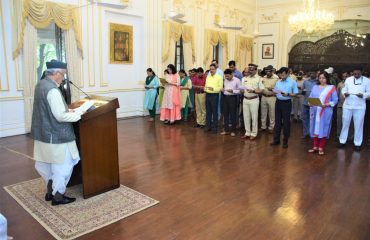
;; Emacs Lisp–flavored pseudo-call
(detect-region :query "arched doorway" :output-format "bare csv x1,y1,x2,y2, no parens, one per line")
288,30,370,73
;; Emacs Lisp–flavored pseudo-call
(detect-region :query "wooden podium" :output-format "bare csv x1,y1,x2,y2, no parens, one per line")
69,95,120,198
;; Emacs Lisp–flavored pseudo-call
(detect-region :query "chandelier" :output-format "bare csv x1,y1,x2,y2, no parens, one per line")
288,0,334,34
344,21,366,48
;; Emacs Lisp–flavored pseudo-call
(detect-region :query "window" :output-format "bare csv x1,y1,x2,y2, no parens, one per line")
212,43,222,68
174,36,184,71
36,24,66,81
213,43,220,63
36,23,70,104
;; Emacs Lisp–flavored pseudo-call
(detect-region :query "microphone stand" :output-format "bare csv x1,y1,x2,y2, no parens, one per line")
68,80,91,99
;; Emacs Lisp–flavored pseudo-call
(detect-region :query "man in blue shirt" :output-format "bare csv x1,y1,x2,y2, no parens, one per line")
228,60,243,80
270,67,299,148
301,70,318,138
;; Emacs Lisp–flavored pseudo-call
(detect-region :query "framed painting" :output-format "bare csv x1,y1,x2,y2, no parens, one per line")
262,43,274,59
109,23,133,64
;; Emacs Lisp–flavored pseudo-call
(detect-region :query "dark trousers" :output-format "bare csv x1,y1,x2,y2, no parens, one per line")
148,95,157,118
301,104,310,137
365,100,370,143
274,99,292,143
223,95,237,132
239,95,244,130
206,93,219,131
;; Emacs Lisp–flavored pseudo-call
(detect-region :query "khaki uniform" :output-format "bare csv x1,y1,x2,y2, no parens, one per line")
261,76,278,130
242,75,264,137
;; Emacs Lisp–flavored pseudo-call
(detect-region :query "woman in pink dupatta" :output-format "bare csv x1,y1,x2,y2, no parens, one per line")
308,71,338,155
160,64,181,124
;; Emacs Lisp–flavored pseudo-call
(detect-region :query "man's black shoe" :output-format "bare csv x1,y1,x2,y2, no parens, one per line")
337,143,346,148
51,195,76,206
354,146,362,152
282,143,288,148
45,193,53,201
270,141,280,146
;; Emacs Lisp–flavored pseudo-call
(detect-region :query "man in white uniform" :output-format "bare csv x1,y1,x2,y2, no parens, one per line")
240,64,265,140
31,60,83,205
338,66,370,151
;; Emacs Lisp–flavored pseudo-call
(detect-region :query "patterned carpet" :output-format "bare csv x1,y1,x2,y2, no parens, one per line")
4,178,159,240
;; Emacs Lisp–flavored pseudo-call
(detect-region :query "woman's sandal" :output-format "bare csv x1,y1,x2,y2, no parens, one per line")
308,148,318,153
318,149,325,155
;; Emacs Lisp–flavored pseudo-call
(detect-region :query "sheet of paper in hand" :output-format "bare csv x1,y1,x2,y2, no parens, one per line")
74,101,94,114
273,88,282,97
159,78,168,85
307,98,323,107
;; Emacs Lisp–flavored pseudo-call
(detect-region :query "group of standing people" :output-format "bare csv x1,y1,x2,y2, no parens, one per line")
144,61,370,155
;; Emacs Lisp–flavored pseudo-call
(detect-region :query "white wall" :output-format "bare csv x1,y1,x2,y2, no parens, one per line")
0,0,25,137
0,0,151,137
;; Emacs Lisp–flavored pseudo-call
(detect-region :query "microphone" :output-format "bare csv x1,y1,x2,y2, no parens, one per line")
67,80,91,99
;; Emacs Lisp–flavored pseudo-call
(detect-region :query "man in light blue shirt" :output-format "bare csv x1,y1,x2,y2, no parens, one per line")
271,67,299,148
301,70,318,138
228,60,243,80
208,59,224,78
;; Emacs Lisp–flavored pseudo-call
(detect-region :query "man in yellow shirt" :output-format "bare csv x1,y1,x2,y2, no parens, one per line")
204,64,223,133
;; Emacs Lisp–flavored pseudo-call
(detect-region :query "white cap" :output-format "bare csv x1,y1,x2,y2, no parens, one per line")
324,67,334,74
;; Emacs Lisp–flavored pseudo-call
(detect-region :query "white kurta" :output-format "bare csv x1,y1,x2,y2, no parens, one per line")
341,76,370,110
33,88,81,164
33,88,82,195
339,76,370,146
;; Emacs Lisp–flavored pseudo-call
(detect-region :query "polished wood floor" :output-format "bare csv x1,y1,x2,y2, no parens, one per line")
0,117,369,240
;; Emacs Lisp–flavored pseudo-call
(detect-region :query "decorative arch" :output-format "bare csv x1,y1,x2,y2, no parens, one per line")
288,30,370,72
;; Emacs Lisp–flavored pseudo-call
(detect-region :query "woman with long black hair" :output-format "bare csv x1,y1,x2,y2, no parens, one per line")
143,68,159,121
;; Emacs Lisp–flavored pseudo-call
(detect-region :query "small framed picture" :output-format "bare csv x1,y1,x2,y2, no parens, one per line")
262,43,274,59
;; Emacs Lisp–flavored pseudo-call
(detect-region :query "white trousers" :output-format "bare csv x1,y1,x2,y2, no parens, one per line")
0,214,7,240
243,98,260,137
339,108,366,146
35,146,80,195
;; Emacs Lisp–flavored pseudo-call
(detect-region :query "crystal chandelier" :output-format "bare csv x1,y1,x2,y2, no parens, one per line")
344,21,366,48
288,0,334,34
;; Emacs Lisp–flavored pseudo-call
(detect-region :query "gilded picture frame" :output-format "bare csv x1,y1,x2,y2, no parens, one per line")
262,43,274,59
109,23,133,64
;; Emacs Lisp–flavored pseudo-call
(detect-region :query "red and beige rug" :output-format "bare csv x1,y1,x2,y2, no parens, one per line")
4,178,159,240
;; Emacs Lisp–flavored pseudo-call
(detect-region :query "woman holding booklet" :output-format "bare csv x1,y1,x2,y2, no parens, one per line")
308,71,338,155
143,68,160,121
160,64,181,124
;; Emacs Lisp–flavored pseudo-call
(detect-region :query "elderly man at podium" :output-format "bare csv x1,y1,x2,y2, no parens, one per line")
31,60,83,206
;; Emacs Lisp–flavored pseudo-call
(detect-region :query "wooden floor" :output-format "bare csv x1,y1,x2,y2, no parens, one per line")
0,117,369,240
